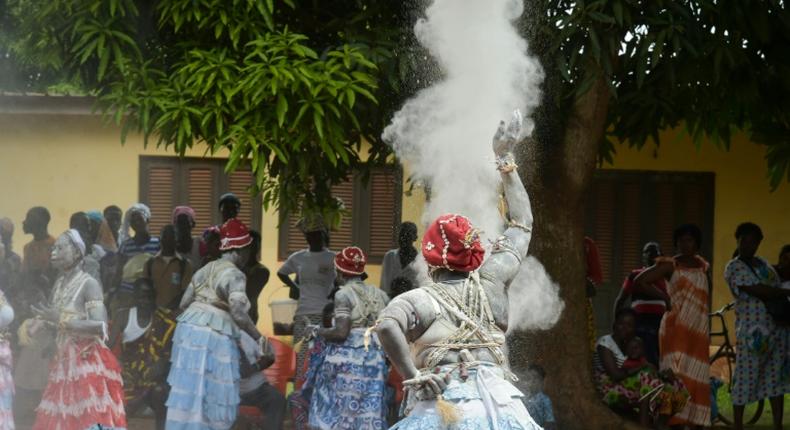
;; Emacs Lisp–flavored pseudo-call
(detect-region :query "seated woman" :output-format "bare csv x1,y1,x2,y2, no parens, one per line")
594,308,688,427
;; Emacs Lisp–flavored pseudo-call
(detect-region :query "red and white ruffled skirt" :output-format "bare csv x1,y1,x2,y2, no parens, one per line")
33,336,127,430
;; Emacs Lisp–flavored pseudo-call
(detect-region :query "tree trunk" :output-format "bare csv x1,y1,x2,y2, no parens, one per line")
510,74,644,429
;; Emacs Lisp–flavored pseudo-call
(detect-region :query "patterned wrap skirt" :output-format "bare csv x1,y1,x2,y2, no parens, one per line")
0,338,14,430
165,322,241,430
289,337,326,430
32,336,127,430
391,363,542,430
309,328,389,430
595,367,688,417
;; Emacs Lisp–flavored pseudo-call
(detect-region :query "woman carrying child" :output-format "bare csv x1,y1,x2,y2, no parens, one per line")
593,308,688,427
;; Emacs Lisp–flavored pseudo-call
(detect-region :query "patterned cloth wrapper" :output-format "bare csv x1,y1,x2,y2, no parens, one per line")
121,308,179,404
595,366,688,417
165,322,241,430
32,337,127,430
391,363,542,430
289,336,327,430
0,338,14,430
309,328,388,430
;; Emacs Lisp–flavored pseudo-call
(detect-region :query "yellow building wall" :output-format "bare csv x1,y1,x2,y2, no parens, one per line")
604,130,790,322
4,110,787,338
0,112,429,336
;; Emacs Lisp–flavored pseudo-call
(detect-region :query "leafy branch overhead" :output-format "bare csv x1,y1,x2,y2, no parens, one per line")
4,0,392,221
524,0,790,189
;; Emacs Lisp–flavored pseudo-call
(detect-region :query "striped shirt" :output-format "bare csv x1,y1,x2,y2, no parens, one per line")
119,237,161,259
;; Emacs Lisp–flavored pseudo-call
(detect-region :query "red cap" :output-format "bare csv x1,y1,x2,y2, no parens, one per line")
219,218,252,251
422,214,484,272
335,246,367,275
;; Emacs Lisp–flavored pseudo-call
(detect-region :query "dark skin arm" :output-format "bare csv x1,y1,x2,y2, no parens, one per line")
633,261,674,310
739,283,790,300
277,272,300,300
599,345,642,382
318,316,351,342
612,287,629,316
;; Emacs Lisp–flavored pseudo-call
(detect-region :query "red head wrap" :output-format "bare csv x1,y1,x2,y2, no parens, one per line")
422,214,484,272
219,218,252,251
335,246,367,276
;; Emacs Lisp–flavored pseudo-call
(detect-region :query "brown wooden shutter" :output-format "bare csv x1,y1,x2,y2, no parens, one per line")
186,166,216,232
655,183,675,255
329,180,355,250
367,169,399,263
593,180,616,284
141,162,176,235
227,169,259,229
620,182,642,282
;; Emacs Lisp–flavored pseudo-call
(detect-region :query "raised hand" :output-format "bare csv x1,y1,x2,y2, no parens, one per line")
492,109,523,157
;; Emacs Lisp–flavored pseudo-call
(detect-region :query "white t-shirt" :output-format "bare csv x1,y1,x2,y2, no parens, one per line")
278,249,336,316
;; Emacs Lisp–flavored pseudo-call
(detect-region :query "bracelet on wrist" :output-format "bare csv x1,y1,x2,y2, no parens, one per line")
496,154,518,173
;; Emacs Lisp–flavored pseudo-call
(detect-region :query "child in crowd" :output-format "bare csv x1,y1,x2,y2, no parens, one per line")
522,364,557,430
623,337,650,371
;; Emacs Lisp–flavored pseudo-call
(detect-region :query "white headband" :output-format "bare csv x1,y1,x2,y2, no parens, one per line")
63,229,86,257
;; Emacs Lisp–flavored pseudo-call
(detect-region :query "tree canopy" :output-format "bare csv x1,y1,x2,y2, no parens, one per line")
3,1,788,202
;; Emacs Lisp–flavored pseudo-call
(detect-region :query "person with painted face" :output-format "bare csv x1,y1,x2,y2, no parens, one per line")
165,218,267,430
308,247,390,430
635,224,712,427
21,206,55,277
0,218,22,291
375,112,541,430
30,230,126,430
0,271,15,430
219,193,242,223
724,223,790,430
614,241,668,366
277,216,335,387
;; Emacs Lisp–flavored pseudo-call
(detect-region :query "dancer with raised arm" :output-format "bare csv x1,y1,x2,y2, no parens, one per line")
31,229,126,430
375,111,542,429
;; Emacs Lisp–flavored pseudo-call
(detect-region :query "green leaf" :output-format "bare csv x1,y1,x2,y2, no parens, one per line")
276,93,288,126
612,1,624,26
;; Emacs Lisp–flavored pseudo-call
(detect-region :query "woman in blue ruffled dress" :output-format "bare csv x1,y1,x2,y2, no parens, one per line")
309,246,390,430
165,219,267,430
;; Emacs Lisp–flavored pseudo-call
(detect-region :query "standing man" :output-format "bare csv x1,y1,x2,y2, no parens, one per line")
379,222,429,295
277,217,335,386
21,207,56,278
103,205,124,246
172,206,201,269
614,241,668,366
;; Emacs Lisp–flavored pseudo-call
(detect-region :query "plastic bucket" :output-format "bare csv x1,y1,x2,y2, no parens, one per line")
269,298,297,335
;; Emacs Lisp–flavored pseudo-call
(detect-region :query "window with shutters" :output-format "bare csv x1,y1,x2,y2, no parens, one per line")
277,166,402,264
139,156,262,234
585,170,715,333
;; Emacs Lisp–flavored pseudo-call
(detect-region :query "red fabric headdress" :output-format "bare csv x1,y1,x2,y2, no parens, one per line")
422,214,484,272
172,206,196,225
219,218,252,251
335,246,367,275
